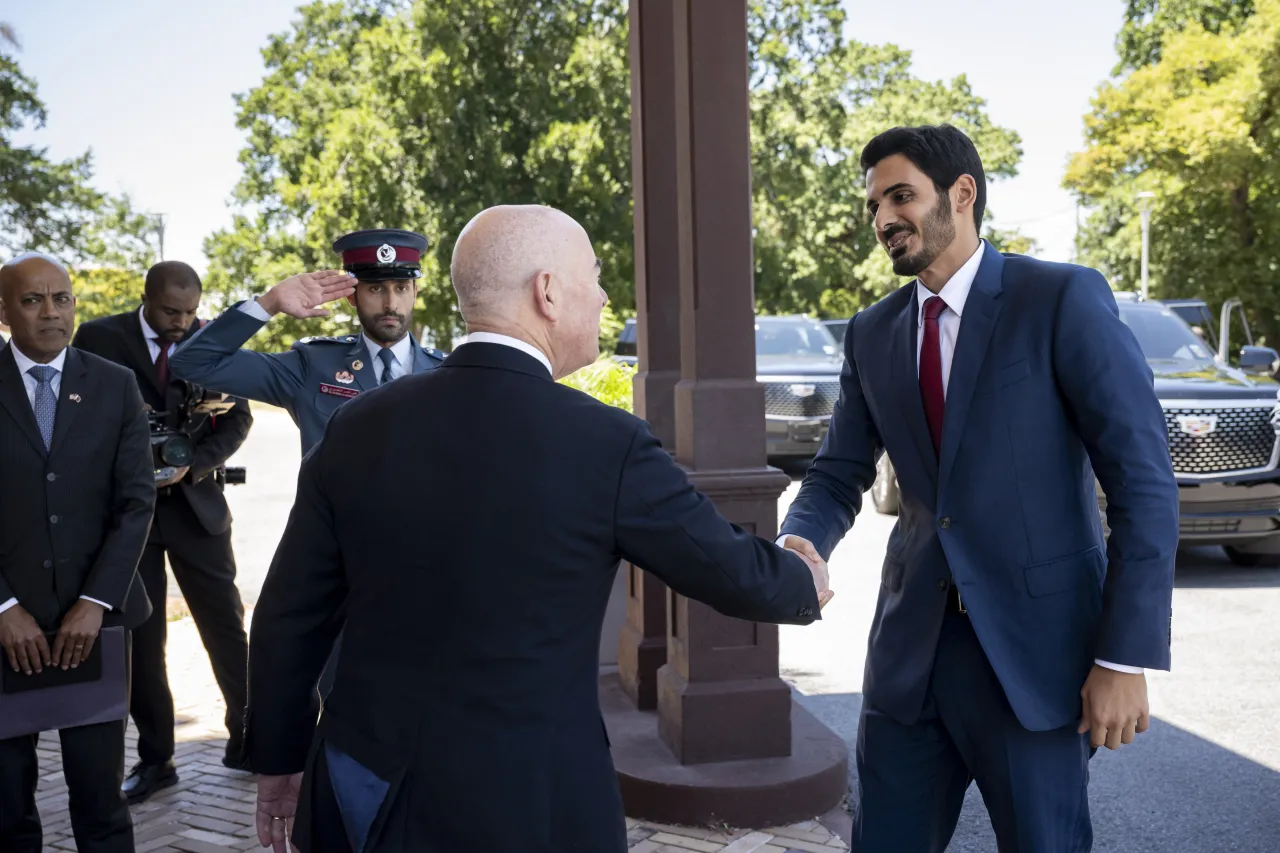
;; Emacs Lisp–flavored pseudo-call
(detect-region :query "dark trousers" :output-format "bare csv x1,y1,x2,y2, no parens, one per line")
0,718,134,853
131,495,248,766
852,609,1095,853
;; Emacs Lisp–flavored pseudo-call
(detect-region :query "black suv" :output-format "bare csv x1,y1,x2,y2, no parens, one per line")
872,295,1280,565
612,316,845,456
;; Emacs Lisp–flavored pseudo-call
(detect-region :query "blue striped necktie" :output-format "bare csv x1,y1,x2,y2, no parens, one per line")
28,365,57,451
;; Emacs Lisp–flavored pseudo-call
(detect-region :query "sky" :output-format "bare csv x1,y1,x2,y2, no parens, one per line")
7,0,1126,275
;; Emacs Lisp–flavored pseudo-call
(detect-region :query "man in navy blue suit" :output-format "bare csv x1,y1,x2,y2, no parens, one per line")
779,125,1179,852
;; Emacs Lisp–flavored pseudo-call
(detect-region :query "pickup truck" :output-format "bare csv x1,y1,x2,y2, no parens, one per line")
871,294,1280,566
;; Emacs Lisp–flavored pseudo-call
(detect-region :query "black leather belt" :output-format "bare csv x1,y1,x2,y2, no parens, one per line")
946,584,967,614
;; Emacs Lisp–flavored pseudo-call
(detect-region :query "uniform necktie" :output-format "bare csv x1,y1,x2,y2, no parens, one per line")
28,365,56,451
919,295,947,456
377,348,397,385
154,340,170,389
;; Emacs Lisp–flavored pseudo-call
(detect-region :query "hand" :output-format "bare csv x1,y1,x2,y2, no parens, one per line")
156,465,190,488
780,534,834,609
0,604,51,674
52,599,104,670
256,773,302,852
1078,664,1150,750
258,270,357,319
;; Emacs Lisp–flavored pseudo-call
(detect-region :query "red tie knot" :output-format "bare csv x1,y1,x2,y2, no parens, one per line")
923,295,947,321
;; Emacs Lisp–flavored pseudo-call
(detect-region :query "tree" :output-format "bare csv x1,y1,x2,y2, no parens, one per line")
0,28,158,322
1065,0,1280,341
1114,0,1255,73
207,0,1024,351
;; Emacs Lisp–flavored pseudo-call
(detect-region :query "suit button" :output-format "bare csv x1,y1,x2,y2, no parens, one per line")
43,560,52,569
50,515,58,524
936,579,947,591
46,472,56,482
799,607,812,617
939,517,951,529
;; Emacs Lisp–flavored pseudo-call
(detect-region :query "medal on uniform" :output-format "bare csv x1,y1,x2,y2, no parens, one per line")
335,371,355,385
352,359,364,371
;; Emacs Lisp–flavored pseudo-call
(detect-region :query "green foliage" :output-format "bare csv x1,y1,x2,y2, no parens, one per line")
1115,0,1255,73
557,356,635,412
1065,0,1280,340
208,0,1023,349
0,31,158,325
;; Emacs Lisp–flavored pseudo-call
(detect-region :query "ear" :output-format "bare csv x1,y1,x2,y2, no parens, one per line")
532,270,556,321
345,293,357,309
952,174,978,218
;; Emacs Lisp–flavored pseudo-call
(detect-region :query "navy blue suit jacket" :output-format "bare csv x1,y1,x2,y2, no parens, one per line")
781,243,1179,732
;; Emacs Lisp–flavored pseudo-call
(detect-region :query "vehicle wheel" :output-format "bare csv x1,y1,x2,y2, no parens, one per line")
1223,545,1280,567
871,455,900,515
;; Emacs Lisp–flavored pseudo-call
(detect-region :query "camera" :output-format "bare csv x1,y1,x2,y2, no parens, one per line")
147,381,247,486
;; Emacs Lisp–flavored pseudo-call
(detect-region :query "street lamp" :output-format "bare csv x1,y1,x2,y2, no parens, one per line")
1136,191,1155,300
143,212,168,260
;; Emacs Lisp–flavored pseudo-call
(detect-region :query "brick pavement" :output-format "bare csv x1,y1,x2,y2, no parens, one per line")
36,616,849,852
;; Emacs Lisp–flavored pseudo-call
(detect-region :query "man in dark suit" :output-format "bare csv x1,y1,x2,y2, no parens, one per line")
72,261,254,802
244,205,833,853
778,125,1179,851
0,253,156,853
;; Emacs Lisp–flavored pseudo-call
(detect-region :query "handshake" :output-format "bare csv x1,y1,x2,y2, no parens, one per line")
779,534,834,610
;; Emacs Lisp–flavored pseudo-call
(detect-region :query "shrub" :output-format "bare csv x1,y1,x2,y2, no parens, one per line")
559,357,635,412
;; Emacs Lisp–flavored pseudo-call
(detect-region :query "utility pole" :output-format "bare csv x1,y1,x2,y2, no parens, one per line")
143,212,168,260
1136,192,1154,300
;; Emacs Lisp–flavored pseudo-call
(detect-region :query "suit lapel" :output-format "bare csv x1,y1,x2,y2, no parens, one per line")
893,288,939,487
0,346,48,456
50,349,89,455
346,338,376,392
937,245,1005,495
127,312,164,397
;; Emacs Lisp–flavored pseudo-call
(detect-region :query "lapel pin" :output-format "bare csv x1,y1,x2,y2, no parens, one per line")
352,359,364,371
68,394,81,403
335,371,355,385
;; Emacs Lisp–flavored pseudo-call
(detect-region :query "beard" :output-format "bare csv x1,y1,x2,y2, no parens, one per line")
360,311,409,344
885,192,956,277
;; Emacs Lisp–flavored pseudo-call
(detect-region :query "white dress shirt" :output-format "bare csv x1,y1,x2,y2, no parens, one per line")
462,332,554,376
781,241,1141,675
138,307,175,363
0,343,111,615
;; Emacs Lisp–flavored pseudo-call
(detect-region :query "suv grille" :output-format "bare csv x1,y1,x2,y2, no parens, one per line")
763,380,840,418
1163,403,1278,476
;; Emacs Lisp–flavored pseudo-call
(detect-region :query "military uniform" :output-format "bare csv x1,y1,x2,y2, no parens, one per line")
168,229,446,454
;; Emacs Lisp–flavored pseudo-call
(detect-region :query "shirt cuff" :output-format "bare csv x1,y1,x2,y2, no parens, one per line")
79,596,112,611
776,535,789,547
1094,658,1143,674
238,298,273,323
0,597,17,615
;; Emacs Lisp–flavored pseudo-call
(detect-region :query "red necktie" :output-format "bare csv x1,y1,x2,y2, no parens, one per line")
155,340,170,389
919,296,947,456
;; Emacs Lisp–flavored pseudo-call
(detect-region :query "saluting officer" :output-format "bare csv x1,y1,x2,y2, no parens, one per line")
169,229,446,455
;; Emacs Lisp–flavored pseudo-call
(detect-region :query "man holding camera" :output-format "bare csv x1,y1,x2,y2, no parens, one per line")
72,261,254,804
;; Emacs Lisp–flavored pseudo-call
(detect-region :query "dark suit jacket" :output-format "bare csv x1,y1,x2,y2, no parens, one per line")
0,345,156,632
72,310,252,535
781,243,1179,732
244,342,821,853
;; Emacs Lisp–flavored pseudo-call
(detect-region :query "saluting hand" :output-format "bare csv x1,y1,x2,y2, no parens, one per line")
258,270,357,319
780,534,835,609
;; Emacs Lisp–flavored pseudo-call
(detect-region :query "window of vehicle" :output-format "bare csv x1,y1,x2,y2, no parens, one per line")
615,318,637,357
1118,304,1215,362
755,317,840,358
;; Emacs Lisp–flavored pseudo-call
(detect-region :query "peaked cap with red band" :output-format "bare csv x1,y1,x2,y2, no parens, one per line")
331,228,429,281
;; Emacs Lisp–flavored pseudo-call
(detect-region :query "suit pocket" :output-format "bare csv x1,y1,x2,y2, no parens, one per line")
1023,546,1102,597
881,556,904,592
998,359,1032,387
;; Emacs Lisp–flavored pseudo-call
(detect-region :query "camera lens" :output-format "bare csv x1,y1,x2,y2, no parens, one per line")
160,435,196,467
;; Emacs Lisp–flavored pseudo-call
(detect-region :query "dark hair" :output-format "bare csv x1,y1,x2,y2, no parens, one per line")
859,124,986,235
144,260,202,299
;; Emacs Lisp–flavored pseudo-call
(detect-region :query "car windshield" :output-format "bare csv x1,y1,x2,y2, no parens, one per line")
1118,304,1215,362
755,318,840,358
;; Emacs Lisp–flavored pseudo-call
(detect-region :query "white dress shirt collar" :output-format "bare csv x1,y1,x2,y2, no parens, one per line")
138,306,161,342
363,332,415,378
916,240,985,327
11,340,67,377
463,332,554,376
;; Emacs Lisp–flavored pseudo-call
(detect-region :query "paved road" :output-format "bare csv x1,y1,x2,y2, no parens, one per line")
216,409,1280,850
776,470,1280,853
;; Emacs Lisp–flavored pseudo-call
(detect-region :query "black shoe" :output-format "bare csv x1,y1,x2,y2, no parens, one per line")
121,760,178,804
221,752,250,772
